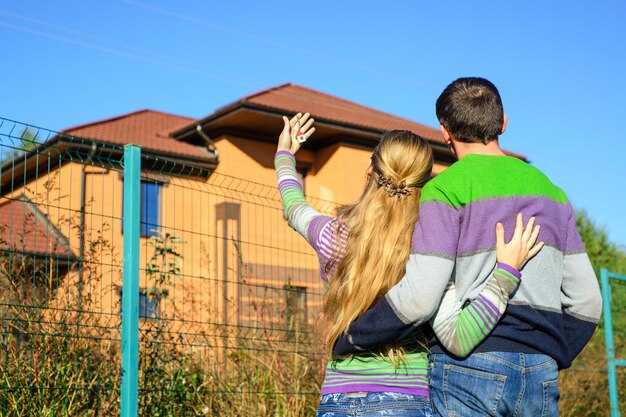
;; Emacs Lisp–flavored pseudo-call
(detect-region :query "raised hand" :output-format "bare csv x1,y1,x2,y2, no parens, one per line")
495,213,544,270
277,112,316,154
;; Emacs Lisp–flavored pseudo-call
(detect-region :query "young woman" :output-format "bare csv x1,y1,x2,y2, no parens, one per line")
275,113,542,417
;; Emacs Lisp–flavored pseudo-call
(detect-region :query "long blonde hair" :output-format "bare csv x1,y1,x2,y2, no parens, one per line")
322,130,433,360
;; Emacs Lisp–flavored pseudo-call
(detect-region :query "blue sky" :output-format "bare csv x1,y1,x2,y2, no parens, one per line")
1,0,625,246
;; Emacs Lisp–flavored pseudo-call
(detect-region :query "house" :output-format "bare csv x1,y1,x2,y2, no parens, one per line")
0,83,524,347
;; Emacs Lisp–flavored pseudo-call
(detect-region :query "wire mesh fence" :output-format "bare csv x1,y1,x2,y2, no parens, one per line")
0,117,337,416
0,118,125,416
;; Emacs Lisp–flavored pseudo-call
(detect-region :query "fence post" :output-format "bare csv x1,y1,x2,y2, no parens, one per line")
121,144,141,417
601,268,621,417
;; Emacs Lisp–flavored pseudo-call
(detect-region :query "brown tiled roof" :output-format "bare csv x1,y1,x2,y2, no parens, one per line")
0,196,74,259
187,83,524,160
62,110,214,161
235,83,446,144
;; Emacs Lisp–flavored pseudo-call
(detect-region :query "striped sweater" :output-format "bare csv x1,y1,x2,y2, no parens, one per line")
276,151,522,396
333,153,603,369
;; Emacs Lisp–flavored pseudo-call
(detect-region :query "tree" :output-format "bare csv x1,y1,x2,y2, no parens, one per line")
576,209,626,275
1,126,39,162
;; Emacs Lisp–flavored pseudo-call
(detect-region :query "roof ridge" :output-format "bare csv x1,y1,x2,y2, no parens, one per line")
0,194,75,258
22,194,76,257
252,83,437,131
62,109,194,133
240,82,294,102
210,82,294,115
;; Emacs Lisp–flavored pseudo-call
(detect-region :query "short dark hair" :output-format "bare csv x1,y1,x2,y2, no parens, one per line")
435,77,504,144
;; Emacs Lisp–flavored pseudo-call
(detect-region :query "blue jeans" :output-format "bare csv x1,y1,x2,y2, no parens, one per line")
316,392,433,417
429,353,560,417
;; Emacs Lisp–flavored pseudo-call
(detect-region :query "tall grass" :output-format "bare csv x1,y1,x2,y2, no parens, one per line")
0,224,323,416
0,306,322,416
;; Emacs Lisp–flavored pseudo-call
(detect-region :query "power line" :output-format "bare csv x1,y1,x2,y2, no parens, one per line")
0,15,437,130
0,9,163,59
119,0,439,92
0,19,255,88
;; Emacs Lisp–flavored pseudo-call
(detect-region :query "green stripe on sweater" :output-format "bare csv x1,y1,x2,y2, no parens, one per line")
421,154,568,206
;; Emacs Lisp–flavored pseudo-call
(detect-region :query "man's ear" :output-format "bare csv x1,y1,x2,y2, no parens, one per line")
440,124,452,143
501,114,508,135
440,124,457,157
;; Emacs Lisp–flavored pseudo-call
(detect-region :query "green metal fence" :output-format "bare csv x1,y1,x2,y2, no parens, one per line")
0,117,336,416
601,268,626,417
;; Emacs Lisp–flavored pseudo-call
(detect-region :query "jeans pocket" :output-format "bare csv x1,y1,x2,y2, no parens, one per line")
541,379,560,417
442,364,506,417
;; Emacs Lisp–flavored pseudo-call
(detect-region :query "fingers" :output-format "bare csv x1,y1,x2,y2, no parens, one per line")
527,241,545,259
289,113,302,128
300,117,314,132
298,112,311,127
281,116,290,135
290,112,314,144
495,222,504,248
280,112,314,153
290,112,312,130
293,120,301,136
528,224,541,247
302,127,316,141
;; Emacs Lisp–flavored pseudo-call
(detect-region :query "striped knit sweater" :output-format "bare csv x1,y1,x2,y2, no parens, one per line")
333,153,603,369
276,151,522,396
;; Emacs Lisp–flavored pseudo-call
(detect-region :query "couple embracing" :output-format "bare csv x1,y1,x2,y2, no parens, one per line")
275,77,602,417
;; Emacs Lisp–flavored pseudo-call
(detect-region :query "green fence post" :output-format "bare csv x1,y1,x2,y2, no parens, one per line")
121,144,141,417
601,268,620,417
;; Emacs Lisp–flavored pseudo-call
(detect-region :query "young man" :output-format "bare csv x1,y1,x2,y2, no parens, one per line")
333,77,602,417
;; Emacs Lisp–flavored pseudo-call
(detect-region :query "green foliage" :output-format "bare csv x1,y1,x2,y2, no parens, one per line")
556,209,626,416
1,127,39,162
576,209,626,275
1,229,321,416
1,318,321,416
146,231,184,301
0,317,121,416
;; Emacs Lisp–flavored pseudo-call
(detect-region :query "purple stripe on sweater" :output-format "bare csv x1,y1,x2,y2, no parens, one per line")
278,178,303,191
321,384,429,397
496,262,521,279
307,216,335,253
470,296,495,332
565,205,585,253
413,196,581,256
322,378,430,388
470,295,497,330
324,371,427,379
323,378,429,388
456,197,579,254
479,294,500,318
317,223,346,262
411,201,460,256
275,150,294,158
473,297,496,328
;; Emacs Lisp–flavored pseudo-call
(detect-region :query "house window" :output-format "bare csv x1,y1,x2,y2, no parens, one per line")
141,181,161,237
285,285,307,331
118,289,159,319
139,291,159,319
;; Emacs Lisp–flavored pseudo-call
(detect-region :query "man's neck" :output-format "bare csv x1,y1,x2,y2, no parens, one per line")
453,140,506,160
